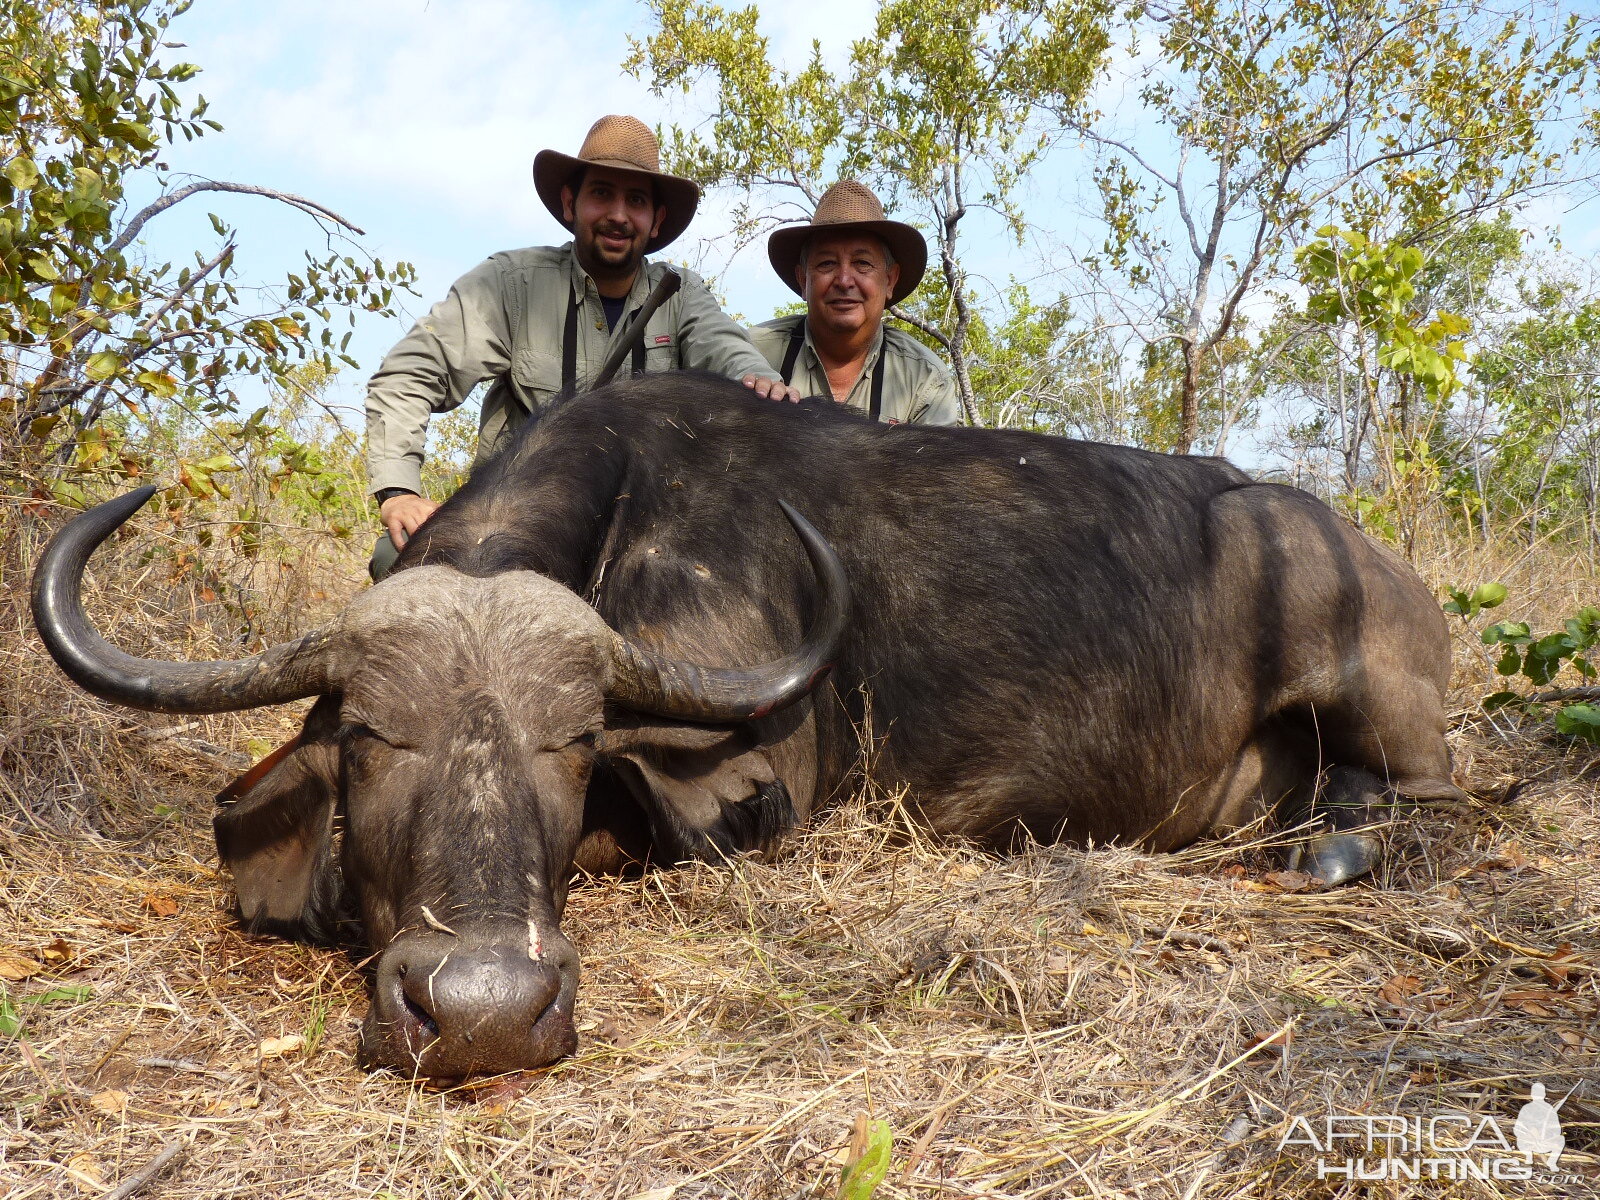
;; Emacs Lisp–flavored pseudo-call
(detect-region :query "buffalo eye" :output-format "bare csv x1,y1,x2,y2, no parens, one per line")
344,723,408,750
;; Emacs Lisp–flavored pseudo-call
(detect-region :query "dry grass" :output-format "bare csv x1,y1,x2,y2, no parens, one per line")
2,496,1597,1199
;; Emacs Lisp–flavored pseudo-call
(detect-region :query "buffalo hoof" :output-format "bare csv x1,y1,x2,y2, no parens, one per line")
1290,830,1383,887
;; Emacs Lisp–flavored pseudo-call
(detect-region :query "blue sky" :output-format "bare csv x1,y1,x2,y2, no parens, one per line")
134,0,1600,453
135,0,895,424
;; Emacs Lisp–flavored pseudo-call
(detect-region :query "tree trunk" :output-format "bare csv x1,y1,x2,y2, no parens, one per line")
1177,337,1199,453
948,293,978,426
937,161,979,426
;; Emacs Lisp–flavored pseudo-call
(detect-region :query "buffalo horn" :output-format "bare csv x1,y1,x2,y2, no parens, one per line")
31,486,334,713
607,500,851,722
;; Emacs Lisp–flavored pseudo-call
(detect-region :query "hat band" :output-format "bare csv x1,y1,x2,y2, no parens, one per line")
578,155,658,175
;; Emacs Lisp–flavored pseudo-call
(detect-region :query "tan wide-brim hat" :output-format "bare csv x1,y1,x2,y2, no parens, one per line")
532,115,701,254
768,180,928,305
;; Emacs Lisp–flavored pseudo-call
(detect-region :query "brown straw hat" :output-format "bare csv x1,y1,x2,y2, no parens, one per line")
532,115,701,253
768,181,928,305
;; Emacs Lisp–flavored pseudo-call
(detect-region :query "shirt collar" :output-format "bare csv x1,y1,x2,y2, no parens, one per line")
565,242,654,308
801,315,886,401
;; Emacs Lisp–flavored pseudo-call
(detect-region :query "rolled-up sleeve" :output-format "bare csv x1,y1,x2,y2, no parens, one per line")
673,269,781,383
365,259,514,494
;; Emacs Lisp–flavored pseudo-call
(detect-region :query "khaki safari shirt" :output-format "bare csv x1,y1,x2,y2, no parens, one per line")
366,245,781,494
748,314,961,426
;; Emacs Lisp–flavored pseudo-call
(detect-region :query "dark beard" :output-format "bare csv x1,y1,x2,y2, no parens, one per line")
574,226,644,289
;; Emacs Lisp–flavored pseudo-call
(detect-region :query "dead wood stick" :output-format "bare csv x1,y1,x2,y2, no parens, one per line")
136,1056,241,1083
1146,927,1232,956
1528,685,1600,705
104,1140,185,1200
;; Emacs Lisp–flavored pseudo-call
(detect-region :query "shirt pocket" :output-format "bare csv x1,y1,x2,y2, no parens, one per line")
636,312,679,372
512,347,566,404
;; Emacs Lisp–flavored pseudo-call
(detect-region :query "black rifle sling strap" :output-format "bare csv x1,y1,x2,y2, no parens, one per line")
561,287,579,395
631,311,647,376
867,343,886,422
779,320,805,384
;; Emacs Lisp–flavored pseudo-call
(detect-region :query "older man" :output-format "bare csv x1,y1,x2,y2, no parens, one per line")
366,115,797,574
749,181,960,425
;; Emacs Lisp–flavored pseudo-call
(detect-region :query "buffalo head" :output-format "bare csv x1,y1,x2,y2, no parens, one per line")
32,487,848,1077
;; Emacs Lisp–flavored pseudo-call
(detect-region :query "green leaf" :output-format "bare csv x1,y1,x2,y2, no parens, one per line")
178,463,208,498
1483,621,1530,646
1470,582,1507,609
1554,704,1600,744
4,157,39,190
48,480,89,509
1483,690,1522,711
1523,649,1561,684
134,369,178,398
0,994,21,1038
84,351,122,381
1497,647,1522,676
1565,614,1600,648
22,985,92,1006
838,1120,892,1200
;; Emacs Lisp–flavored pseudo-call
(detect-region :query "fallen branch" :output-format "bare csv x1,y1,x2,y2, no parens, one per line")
136,1056,243,1084
1528,686,1600,705
1146,927,1233,956
104,1140,186,1200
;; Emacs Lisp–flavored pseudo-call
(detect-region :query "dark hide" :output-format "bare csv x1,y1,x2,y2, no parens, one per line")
393,372,1457,851
213,695,351,945
595,717,795,863
189,371,1457,1075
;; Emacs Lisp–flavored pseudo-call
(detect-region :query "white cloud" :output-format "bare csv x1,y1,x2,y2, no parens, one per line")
184,1,661,231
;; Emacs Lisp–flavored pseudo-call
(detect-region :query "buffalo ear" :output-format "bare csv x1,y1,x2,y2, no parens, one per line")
596,717,793,862
212,703,344,943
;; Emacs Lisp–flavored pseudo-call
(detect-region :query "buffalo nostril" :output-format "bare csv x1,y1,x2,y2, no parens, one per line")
403,993,439,1038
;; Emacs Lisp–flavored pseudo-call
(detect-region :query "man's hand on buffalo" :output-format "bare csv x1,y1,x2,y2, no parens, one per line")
741,373,803,403
380,491,440,548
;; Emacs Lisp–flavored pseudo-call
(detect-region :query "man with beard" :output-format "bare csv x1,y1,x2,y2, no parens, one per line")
749,181,960,426
365,115,797,577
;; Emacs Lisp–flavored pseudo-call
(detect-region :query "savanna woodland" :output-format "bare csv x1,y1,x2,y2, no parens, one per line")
3,0,1598,1197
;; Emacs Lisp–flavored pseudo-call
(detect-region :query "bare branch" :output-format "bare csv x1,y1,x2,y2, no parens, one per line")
887,306,952,352
132,240,235,340
108,180,364,259
1075,128,1181,193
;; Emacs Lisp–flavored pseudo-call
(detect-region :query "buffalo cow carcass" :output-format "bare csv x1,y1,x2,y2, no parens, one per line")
32,373,1460,1077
